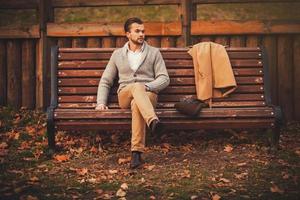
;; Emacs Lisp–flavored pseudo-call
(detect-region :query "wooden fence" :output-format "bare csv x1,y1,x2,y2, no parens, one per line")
0,0,299,121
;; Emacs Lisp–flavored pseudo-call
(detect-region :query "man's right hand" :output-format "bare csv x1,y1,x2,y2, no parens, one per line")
95,104,108,110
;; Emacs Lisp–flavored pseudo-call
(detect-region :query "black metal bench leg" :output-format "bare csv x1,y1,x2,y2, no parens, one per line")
270,124,280,151
47,107,56,151
270,106,283,152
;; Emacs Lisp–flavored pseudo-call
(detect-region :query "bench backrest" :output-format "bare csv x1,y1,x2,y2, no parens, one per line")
53,47,267,109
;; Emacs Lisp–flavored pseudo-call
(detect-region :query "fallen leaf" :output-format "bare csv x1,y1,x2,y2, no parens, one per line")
100,193,113,199
25,195,39,200
79,178,85,183
270,184,284,194
116,189,126,197
29,176,39,182
54,154,70,162
144,164,155,171
0,142,8,149
95,189,103,195
282,172,290,180
87,178,97,184
25,126,36,135
140,177,145,183
76,168,88,176
212,193,221,200
234,172,248,180
180,170,191,178
161,143,171,150
19,141,30,150
219,178,230,183
295,149,300,157
224,145,233,153
108,169,118,174
90,146,98,153
190,195,198,200
181,144,193,152
237,162,247,167
120,183,128,191
118,157,131,165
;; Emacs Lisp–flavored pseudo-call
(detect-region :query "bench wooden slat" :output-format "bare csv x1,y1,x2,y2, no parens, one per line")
55,118,273,131
58,85,264,95
57,68,264,78
58,59,263,69
57,101,266,109
59,47,261,53
58,51,262,60
58,76,264,86
54,107,274,119
58,94,265,103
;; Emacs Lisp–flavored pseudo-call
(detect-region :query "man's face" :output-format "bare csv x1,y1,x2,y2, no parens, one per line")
126,23,145,45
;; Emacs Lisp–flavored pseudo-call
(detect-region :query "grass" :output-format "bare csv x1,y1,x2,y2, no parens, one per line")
0,107,299,199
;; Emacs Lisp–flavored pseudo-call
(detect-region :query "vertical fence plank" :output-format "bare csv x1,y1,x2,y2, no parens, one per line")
277,35,293,121
146,37,161,47
215,36,230,46
200,36,214,42
178,0,192,47
293,35,300,120
0,40,6,106
262,35,278,105
36,0,52,110
191,36,201,45
246,35,260,47
22,40,35,109
7,40,22,109
72,38,86,48
116,37,127,48
230,36,246,47
161,37,176,48
87,37,101,48
57,38,72,48
102,37,115,48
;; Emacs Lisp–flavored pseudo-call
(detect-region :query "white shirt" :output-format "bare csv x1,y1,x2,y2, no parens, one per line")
126,42,145,72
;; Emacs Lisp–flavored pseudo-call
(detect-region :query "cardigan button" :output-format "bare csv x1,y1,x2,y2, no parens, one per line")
133,74,137,77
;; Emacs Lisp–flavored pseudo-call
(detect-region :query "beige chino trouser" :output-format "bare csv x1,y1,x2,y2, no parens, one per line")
118,83,158,152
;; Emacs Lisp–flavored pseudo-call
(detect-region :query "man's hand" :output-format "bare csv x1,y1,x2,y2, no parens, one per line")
95,104,108,110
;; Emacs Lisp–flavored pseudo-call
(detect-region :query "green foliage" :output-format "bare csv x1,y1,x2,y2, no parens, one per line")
54,5,179,23
0,9,37,27
197,2,300,20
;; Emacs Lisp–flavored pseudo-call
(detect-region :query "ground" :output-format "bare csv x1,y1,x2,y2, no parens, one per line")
0,107,299,200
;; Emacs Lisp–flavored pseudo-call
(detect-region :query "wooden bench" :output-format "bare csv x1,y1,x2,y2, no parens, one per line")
47,46,283,150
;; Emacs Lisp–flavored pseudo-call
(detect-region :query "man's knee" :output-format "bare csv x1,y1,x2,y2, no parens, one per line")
132,82,145,92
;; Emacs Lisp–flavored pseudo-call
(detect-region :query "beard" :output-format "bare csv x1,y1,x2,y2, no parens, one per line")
132,37,144,45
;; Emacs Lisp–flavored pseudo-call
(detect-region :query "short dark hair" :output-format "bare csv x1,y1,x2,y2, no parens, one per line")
124,17,143,33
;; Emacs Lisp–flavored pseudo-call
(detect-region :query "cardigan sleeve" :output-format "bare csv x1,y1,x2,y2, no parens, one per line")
96,51,118,106
145,49,170,93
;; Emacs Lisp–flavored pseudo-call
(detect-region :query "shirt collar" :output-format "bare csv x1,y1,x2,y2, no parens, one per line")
125,42,145,53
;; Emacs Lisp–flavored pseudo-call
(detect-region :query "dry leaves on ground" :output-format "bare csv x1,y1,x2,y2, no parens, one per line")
54,154,70,162
270,184,284,194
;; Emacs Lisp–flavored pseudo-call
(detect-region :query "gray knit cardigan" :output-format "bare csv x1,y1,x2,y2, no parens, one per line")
96,42,170,106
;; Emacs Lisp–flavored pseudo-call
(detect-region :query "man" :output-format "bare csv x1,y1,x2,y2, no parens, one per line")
95,17,170,169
